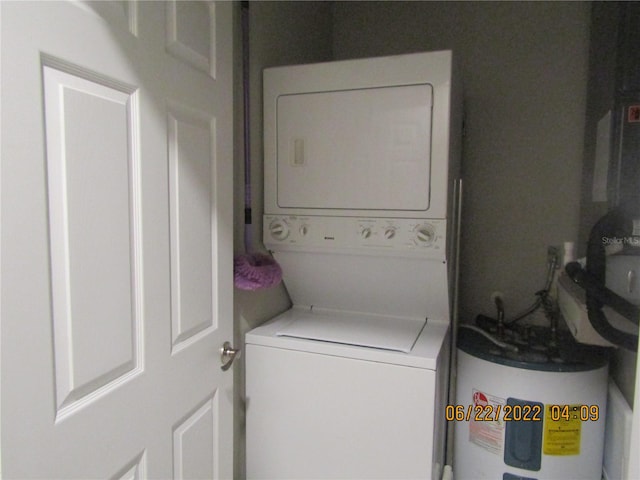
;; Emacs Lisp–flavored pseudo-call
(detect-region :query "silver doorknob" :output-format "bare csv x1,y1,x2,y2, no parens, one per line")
220,341,240,371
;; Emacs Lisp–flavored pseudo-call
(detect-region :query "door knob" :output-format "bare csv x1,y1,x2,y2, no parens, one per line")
220,341,240,371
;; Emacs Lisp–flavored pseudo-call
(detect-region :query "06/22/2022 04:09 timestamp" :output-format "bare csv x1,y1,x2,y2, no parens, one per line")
445,404,600,422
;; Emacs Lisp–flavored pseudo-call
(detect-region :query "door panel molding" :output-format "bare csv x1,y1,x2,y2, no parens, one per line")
42,64,144,422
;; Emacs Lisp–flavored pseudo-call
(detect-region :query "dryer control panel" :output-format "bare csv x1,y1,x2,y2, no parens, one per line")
264,215,447,258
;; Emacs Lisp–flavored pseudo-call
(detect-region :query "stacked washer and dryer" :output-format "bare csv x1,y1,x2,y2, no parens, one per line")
245,51,462,479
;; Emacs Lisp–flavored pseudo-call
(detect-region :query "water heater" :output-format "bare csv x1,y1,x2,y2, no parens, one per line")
454,328,609,480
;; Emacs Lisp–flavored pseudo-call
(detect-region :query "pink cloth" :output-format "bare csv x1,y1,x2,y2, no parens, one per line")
234,253,282,290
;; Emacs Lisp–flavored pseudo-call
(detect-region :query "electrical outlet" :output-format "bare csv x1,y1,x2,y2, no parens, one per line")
490,291,503,304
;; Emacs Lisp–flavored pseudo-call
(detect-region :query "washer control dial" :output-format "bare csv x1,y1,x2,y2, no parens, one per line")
269,219,290,241
384,227,396,240
360,227,372,239
414,223,435,246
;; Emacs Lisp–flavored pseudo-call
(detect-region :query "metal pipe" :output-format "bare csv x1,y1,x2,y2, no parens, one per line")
459,324,518,353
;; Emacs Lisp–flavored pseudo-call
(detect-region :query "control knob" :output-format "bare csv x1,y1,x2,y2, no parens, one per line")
414,223,435,246
384,227,396,240
269,219,290,241
360,227,372,239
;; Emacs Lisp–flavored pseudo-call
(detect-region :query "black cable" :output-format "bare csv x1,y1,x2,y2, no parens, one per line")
505,250,558,325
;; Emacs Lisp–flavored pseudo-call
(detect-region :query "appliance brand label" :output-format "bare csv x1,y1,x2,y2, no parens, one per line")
468,388,505,455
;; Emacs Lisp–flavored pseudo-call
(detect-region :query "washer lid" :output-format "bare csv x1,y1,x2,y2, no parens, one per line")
276,307,426,353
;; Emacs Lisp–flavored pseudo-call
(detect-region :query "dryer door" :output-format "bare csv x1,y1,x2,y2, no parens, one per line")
276,84,433,212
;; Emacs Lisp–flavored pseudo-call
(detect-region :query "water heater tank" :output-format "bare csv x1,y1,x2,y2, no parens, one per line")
453,327,609,479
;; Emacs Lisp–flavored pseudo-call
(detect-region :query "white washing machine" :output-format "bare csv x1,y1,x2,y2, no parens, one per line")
246,307,450,479
245,51,462,479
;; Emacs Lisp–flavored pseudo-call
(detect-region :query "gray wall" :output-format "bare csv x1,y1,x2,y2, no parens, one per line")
232,2,333,476
332,1,591,323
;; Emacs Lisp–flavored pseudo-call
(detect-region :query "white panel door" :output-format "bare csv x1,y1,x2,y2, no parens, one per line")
1,1,234,478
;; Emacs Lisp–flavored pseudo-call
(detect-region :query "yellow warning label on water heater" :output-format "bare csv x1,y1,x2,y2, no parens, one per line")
543,404,582,455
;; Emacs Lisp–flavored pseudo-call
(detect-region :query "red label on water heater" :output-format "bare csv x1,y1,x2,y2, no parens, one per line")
473,391,488,406
469,389,505,455
629,105,640,123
